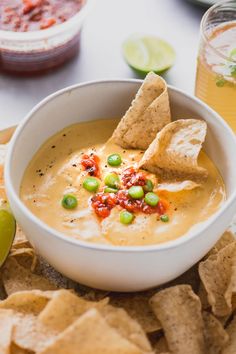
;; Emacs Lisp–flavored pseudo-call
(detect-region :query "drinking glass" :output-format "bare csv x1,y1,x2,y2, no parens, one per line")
195,0,236,132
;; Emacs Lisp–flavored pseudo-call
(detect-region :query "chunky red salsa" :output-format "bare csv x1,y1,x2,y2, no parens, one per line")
0,0,84,32
91,190,169,219
81,154,100,178
88,163,169,219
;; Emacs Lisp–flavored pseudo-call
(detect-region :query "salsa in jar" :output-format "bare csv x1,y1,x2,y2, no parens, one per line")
0,0,86,73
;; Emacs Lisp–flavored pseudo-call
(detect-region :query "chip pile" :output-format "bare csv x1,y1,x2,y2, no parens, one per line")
0,229,235,353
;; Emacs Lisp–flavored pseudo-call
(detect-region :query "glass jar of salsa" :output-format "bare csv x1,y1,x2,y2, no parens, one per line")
0,0,91,73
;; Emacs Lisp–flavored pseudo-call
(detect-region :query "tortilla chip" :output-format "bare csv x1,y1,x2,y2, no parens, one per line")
203,311,229,354
207,231,235,257
198,283,210,310
110,292,161,333
2,258,57,295
38,308,144,354
9,248,37,272
157,180,200,192
0,290,52,314
12,227,30,249
38,289,108,332
112,72,171,150
150,285,205,354
101,304,152,352
222,314,236,354
199,241,236,317
0,309,15,354
139,119,207,182
13,313,59,352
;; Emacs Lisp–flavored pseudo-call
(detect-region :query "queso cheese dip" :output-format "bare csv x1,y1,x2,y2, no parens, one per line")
20,118,226,246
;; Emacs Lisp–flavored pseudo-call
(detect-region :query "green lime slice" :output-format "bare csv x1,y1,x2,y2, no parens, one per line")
0,202,16,267
122,34,176,77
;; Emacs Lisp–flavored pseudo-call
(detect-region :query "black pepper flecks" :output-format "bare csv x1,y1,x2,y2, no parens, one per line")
51,145,56,149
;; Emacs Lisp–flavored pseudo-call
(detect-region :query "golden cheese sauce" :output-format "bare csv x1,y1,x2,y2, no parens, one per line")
20,119,226,246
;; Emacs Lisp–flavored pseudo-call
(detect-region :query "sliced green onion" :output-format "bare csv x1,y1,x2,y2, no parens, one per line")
107,154,122,167
143,179,154,192
120,210,134,225
144,192,159,206
61,194,78,209
104,173,120,188
128,186,144,199
83,177,100,193
160,214,169,222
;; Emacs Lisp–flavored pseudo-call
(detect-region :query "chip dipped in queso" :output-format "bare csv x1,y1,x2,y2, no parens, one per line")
20,73,226,246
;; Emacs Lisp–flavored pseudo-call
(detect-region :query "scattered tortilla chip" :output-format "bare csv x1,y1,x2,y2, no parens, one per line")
0,290,52,314
38,308,144,354
112,72,171,150
139,119,207,182
150,285,205,354
0,309,15,354
110,292,161,333
13,227,29,249
199,241,236,317
13,313,59,352
9,248,37,272
203,311,229,354
157,180,200,192
101,304,152,352
207,231,235,257
38,289,108,332
2,258,57,295
222,314,236,354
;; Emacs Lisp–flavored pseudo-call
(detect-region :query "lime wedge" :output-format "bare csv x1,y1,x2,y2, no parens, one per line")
123,34,176,77
0,202,16,267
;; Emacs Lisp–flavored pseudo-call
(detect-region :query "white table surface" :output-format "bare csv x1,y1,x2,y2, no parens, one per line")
0,0,206,129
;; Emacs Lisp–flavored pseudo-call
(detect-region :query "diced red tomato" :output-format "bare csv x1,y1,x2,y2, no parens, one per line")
122,167,147,188
80,154,100,178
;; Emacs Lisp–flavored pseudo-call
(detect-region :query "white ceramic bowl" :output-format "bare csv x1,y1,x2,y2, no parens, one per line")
5,80,236,292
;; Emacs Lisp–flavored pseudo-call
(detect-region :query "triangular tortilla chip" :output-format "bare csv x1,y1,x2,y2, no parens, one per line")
38,308,144,354
199,241,236,317
0,290,52,314
2,258,57,295
139,119,207,182
101,304,152,352
110,292,161,333
38,289,108,332
0,309,15,354
150,285,205,354
13,313,59,353
203,311,229,354
112,72,171,150
207,231,235,257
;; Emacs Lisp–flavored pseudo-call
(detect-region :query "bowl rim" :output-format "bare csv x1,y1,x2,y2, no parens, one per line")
0,0,93,42
5,78,236,253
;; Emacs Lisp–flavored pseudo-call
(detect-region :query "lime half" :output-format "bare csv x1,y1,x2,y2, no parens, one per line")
123,34,176,77
0,202,16,267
